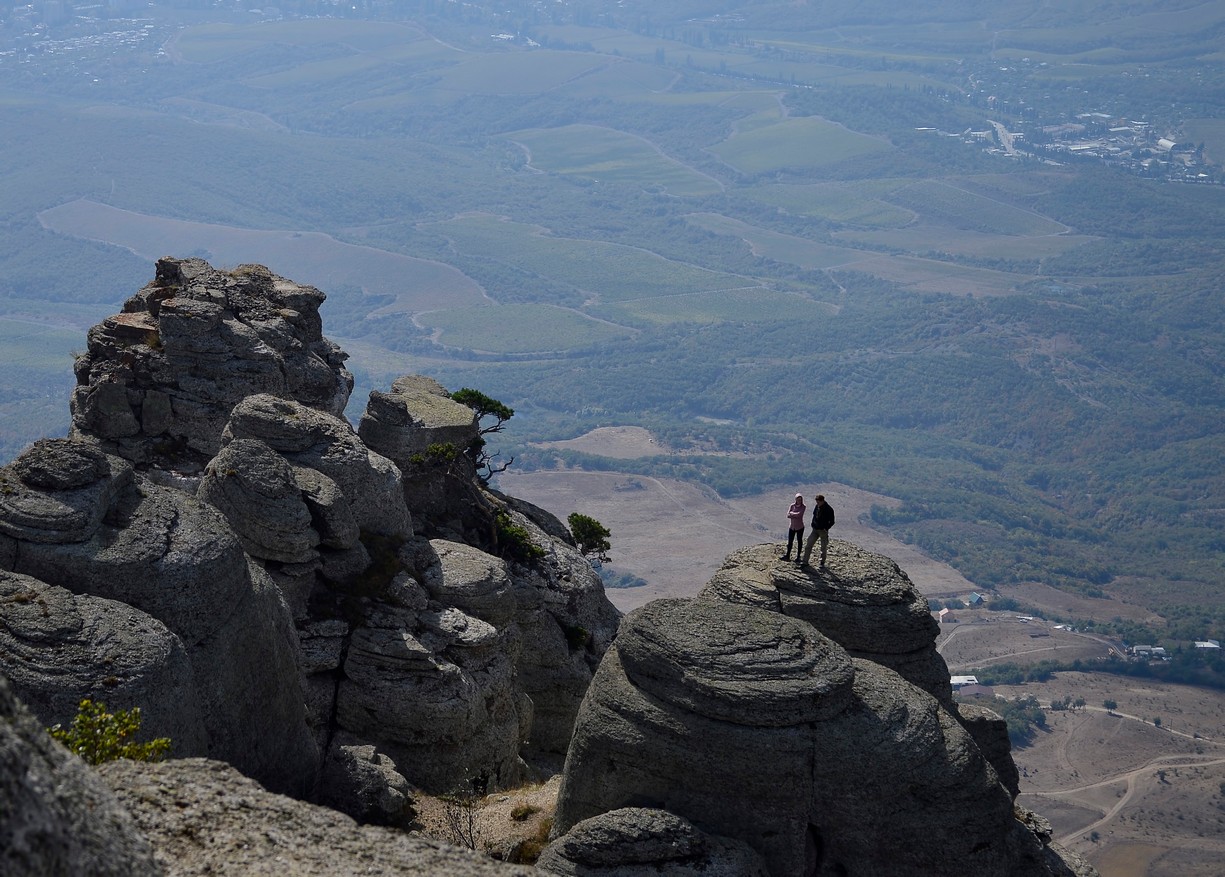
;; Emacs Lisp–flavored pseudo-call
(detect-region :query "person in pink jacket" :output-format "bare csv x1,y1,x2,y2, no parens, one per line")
783,493,806,560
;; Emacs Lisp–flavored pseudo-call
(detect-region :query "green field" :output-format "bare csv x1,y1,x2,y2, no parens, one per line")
508,125,723,196
711,116,892,174
610,287,825,325
884,181,1069,237
425,215,749,302
744,181,916,227
686,214,867,269
418,303,634,353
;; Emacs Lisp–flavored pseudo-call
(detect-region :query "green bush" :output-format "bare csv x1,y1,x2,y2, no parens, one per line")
568,512,612,561
495,510,545,562
48,699,170,765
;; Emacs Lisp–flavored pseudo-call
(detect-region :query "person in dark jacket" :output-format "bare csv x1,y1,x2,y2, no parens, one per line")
783,493,806,560
800,494,834,569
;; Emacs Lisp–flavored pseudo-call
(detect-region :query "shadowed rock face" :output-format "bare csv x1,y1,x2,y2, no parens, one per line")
553,551,1097,877
0,439,319,797
70,258,352,469
0,674,161,877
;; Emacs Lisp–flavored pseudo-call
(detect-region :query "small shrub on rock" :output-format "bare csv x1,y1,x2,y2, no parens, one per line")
49,699,171,765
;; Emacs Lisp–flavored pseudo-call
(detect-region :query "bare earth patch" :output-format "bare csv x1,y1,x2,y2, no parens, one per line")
499,469,975,612
413,774,561,865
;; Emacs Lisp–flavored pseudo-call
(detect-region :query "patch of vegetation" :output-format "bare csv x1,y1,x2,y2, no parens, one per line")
567,512,611,562
48,699,171,765
494,510,545,562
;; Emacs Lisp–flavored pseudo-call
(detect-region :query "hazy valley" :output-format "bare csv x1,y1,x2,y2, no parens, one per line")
3,2,1225,873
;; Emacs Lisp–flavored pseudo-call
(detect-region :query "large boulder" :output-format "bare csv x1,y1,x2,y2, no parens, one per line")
703,541,953,708
553,593,1090,877
0,673,162,877
70,258,352,469
537,807,770,876
222,393,410,540
0,439,318,797
357,375,488,543
0,570,207,757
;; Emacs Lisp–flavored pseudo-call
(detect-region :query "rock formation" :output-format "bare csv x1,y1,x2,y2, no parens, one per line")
535,807,770,876
97,757,533,877
70,258,352,469
549,543,1097,877
3,258,619,814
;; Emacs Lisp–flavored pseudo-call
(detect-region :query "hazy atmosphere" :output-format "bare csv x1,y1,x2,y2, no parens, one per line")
3,1,1225,873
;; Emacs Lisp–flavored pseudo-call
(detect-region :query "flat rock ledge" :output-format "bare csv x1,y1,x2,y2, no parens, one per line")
98,758,532,877
703,541,952,706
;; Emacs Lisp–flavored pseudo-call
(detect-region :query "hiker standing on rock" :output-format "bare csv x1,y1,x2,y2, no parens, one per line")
800,494,835,569
783,493,806,561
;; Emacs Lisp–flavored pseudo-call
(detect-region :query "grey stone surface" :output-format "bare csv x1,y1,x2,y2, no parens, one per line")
2,467,318,797
99,757,532,876
198,438,319,564
703,542,953,707
318,733,416,827
0,673,162,877
554,592,1093,877
537,807,770,876
0,570,207,756
357,375,487,543
223,393,411,540
0,440,133,545
69,258,353,467
336,599,528,793
358,375,479,461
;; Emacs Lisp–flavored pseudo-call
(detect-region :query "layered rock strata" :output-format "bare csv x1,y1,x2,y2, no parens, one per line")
552,551,1095,877
70,258,352,469
0,438,318,796
6,258,621,811
535,807,770,876
98,757,533,877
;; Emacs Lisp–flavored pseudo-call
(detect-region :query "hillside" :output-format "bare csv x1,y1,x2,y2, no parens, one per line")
1,2,1223,678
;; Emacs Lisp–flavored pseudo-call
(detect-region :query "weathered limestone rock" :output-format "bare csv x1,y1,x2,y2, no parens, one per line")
0,441,318,797
358,375,479,461
492,512,621,756
357,376,487,543
420,540,517,629
555,600,855,876
0,570,207,757
537,807,770,876
317,733,416,828
0,440,132,545
198,438,320,564
98,757,533,877
704,541,953,708
70,258,352,468
335,598,529,793
223,393,410,540
957,702,1021,798
0,674,162,877
557,560,1096,877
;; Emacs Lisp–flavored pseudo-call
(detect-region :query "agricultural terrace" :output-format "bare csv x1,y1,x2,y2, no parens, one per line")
425,215,749,302
508,125,722,196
